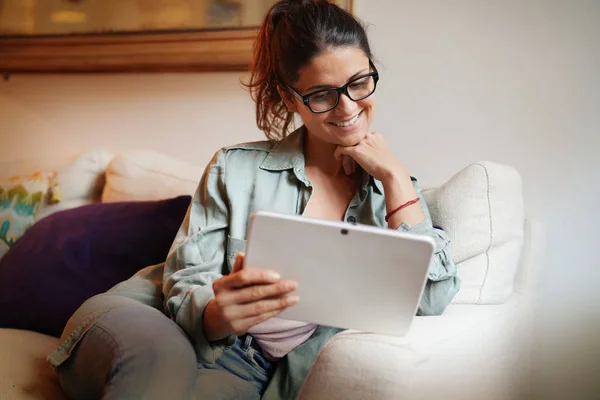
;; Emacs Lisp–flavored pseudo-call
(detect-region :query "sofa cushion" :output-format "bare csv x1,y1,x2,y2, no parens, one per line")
102,150,201,203
0,195,191,337
0,329,65,400
1,149,114,223
37,149,114,221
0,171,56,259
299,294,532,400
422,161,524,304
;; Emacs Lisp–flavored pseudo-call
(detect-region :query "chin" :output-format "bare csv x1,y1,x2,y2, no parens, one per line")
328,119,370,146
338,131,367,146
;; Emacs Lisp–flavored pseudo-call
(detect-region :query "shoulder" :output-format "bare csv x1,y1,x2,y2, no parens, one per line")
223,140,274,153
221,140,275,161
205,139,275,173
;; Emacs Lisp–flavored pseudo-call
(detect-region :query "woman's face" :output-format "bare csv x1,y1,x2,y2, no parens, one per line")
282,47,376,147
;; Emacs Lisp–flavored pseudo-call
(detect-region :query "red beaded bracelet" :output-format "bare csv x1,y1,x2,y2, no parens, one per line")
385,197,420,222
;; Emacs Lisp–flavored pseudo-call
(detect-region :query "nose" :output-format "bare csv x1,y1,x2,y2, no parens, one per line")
335,92,358,115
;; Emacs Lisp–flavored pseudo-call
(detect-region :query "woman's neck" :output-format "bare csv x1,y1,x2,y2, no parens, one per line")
303,130,344,176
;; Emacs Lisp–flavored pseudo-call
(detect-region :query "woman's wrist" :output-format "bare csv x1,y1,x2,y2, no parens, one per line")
381,168,415,199
203,299,232,342
381,169,425,229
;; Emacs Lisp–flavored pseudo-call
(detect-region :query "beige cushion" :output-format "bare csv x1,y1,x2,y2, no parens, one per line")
0,329,66,400
102,150,202,203
37,149,114,221
0,149,113,224
422,161,524,304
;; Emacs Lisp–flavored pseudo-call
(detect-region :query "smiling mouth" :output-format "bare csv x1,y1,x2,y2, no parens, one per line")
330,111,363,128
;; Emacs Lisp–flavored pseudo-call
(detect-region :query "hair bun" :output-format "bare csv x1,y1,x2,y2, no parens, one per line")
290,0,313,5
270,1,302,30
273,0,330,25
291,0,329,7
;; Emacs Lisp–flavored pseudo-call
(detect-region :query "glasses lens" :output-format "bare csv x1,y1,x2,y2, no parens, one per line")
347,75,376,100
307,89,338,112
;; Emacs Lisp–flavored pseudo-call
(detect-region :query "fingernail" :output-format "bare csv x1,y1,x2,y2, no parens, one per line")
268,272,281,281
288,296,300,304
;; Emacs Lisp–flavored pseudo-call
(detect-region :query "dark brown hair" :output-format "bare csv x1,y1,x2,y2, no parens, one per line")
243,0,372,141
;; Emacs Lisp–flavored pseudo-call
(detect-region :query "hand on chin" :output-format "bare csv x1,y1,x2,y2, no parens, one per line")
334,131,405,183
337,129,368,147
336,130,369,175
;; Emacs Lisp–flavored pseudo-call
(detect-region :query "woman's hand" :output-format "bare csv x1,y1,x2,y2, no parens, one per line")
335,132,426,228
203,253,299,341
334,131,406,183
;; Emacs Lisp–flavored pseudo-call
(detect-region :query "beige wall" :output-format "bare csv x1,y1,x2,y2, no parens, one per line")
0,72,262,169
1,0,599,397
355,1,599,399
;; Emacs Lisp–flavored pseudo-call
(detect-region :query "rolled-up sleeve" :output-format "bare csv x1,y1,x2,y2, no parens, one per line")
397,178,461,316
162,150,236,364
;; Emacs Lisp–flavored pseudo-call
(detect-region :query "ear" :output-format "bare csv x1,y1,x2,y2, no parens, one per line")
278,86,299,113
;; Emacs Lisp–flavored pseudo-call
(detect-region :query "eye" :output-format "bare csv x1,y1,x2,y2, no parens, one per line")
310,90,335,103
350,78,368,89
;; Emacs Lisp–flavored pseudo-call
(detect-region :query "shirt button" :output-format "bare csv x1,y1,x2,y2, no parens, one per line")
347,216,356,223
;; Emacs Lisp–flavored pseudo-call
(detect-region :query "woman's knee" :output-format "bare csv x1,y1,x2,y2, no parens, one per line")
60,294,158,342
58,305,197,399
97,305,196,367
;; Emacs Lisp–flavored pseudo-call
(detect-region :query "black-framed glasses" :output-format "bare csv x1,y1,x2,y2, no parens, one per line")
286,60,379,114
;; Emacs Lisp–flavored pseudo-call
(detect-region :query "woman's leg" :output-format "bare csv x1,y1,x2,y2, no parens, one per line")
57,305,197,400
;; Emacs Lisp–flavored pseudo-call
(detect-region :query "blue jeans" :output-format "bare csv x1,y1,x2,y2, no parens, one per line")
57,305,274,400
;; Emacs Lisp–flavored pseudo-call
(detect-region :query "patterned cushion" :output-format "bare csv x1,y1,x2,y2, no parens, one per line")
0,172,57,259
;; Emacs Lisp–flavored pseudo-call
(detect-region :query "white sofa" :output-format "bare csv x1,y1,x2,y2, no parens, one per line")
0,149,541,400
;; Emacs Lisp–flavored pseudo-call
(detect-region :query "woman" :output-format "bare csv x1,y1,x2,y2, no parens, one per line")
50,1,460,399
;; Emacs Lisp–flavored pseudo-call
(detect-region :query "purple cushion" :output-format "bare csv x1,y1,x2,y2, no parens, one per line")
0,195,191,337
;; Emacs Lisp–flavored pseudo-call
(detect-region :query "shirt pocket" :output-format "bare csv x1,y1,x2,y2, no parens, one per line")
226,235,247,272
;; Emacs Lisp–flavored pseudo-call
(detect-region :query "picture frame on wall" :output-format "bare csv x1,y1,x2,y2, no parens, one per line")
0,0,354,73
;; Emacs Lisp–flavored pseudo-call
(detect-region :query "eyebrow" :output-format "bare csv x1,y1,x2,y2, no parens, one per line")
305,68,369,93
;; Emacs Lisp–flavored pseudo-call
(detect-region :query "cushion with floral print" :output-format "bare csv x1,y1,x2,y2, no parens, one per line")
0,171,59,259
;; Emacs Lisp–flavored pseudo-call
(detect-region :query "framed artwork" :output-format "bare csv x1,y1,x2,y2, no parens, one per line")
0,0,354,73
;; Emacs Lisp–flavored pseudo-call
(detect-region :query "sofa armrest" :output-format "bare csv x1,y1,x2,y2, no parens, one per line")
514,217,545,297
299,293,534,400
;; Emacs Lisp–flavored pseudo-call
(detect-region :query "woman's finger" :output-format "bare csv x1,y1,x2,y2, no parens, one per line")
341,155,357,175
334,145,350,161
229,296,301,334
230,308,286,336
232,253,244,273
224,268,281,289
214,280,297,307
236,280,298,304
223,294,300,321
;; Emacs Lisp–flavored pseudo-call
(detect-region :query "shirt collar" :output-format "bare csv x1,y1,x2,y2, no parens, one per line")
260,125,383,195
259,126,306,172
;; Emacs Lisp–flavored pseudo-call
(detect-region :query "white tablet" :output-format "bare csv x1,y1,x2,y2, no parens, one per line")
244,211,435,336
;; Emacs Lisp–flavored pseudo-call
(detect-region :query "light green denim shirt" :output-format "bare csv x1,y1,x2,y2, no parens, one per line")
49,127,459,400
162,127,460,399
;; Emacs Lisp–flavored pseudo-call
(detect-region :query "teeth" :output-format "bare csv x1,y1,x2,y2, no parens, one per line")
333,112,361,127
